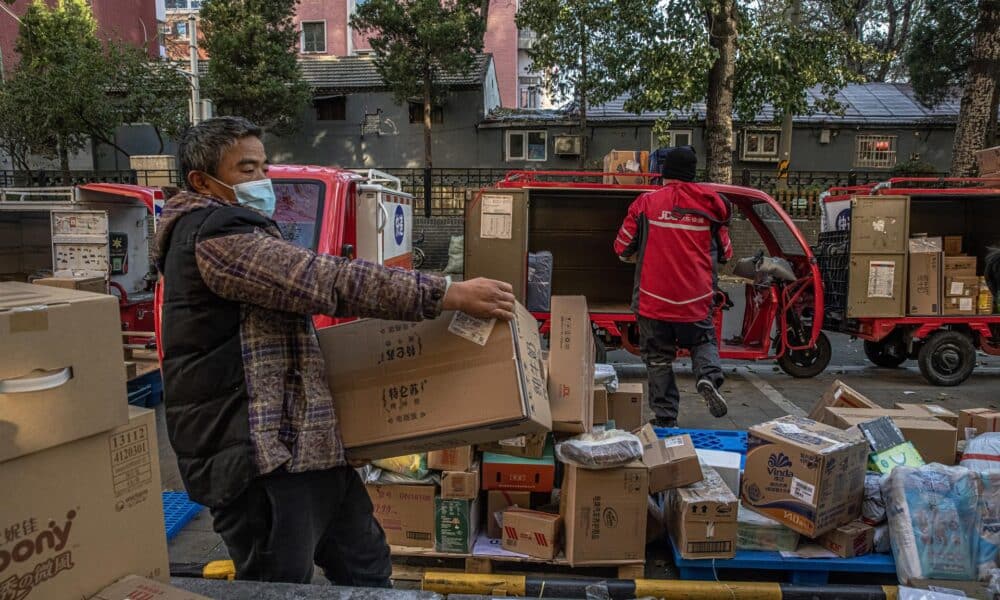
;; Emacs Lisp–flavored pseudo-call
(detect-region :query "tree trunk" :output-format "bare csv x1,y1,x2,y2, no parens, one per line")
705,0,737,184
423,66,433,218
58,138,70,185
950,0,1000,176
578,18,588,169
988,77,1000,148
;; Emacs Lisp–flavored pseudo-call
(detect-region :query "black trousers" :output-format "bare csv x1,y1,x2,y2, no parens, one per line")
638,315,724,422
210,466,392,586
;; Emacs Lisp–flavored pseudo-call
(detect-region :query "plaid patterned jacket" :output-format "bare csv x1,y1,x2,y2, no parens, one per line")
155,191,447,481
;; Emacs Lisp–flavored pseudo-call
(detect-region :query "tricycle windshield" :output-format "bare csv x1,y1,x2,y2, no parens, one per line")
272,179,326,250
747,199,807,257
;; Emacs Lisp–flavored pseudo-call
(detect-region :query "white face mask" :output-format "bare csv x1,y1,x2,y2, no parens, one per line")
206,174,277,217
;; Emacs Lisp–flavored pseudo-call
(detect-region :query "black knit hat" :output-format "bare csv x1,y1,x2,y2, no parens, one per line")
661,145,697,182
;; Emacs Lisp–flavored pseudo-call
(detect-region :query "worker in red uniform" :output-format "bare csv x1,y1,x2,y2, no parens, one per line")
614,146,731,427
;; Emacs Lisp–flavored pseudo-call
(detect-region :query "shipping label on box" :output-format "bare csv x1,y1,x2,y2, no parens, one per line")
548,296,594,433
319,303,551,460
961,408,1000,440
945,276,979,298
0,282,128,463
482,444,555,492
742,416,868,538
667,466,738,559
944,296,977,316
486,490,532,539
848,254,907,318
637,426,703,493
428,447,475,472
609,383,643,433
944,256,977,277
0,408,168,600
817,520,874,558
367,484,436,548
441,464,480,500
561,463,648,565
435,497,480,554
502,509,561,560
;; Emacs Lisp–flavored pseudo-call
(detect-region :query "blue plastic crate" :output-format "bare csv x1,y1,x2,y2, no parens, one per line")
127,384,152,408
128,370,163,408
656,427,748,468
162,491,203,541
668,532,896,585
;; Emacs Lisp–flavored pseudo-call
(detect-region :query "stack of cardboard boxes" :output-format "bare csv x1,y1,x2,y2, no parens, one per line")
602,150,651,186
0,282,170,599
907,235,983,316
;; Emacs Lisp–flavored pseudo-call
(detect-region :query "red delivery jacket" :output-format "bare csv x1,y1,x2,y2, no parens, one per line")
614,182,732,322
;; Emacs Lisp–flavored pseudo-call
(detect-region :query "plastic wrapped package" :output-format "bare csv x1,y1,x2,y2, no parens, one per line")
863,471,888,525
898,587,972,600
873,524,892,554
963,433,1000,474
883,464,981,584
594,363,619,393
372,454,429,480
526,251,553,312
737,505,800,552
443,235,464,274
978,473,1000,580
360,465,438,485
555,429,643,469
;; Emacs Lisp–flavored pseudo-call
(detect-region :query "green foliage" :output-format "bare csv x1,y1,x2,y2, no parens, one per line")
0,0,189,167
200,0,311,134
351,0,487,106
904,0,977,107
891,157,939,176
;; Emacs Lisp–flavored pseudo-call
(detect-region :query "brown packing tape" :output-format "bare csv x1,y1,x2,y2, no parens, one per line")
8,307,49,332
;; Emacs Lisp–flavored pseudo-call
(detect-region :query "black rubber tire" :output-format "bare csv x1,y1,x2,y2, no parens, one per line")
863,336,908,368
917,330,976,386
777,331,832,378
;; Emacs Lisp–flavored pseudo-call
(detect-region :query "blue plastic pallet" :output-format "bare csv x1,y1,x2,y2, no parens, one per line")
668,533,896,585
162,491,203,541
656,427,748,468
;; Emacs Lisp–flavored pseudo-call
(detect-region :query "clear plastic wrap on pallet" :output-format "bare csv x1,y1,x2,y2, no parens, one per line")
737,504,800,552
555,429,643,469
874,524,892,554
978,473,1000,580
962,433,1000,474
371,453,429,480
594,363,619,393
898,587,972,600
526,251,553,312
883,464,981,584
864,471,888,525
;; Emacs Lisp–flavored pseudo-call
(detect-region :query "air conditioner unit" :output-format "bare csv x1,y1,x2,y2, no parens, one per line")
554,135,582,156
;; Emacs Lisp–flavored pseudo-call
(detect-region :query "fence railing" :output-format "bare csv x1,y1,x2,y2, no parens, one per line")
0,167,949,219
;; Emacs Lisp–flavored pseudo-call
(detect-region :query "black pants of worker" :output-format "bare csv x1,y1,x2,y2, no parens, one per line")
210,465,392,586
638,315,724,423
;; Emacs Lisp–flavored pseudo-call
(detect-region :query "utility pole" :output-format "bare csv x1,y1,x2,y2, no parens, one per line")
188,13,201,124
777,0,801,188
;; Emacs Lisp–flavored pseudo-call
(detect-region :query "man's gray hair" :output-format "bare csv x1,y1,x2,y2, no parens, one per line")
177,116,263,188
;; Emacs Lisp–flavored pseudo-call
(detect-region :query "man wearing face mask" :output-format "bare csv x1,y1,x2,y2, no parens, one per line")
154,117,515,586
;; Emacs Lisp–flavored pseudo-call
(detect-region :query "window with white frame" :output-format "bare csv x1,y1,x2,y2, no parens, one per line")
166,0,201,11
651,129,693,150
301,22,326,54
506,130,547,161
741,130,781,162
854,134,897,169
519,86,540,109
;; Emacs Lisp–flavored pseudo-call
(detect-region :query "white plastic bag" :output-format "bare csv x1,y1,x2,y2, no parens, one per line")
863,471,887,525
962,433,1000,474
555,429,643,469
594,363,619,393
898,587,971,600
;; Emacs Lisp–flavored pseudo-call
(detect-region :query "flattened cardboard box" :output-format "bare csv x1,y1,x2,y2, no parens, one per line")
367,484,436,548
0,282,128,463
807,380,880,421
0,407,168,600
561,463,648,565
319,304,551,460
742,416,868,538
91,575,210,600
667,465,738,560
824,407,957,465
547,296,594,433
637,426,703,493
428,446,475,472
609,383,643,433
502,509,562,560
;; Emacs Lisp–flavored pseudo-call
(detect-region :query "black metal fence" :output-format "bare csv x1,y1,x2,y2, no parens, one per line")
0,167,949,219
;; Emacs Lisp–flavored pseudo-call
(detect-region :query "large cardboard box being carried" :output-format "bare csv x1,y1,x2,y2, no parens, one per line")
0,407,169,600
667,465,738,559
547,296,594,433
367,484,436,548
742,416,868,538
561,463,648,565
808,380,880,421
0,282,128,463
637,425,703,493
319,304,551,460
824,407,958,465
91,576,211,600
603,150,651,185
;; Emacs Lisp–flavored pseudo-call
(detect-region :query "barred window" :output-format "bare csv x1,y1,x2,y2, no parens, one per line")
855,135,897,169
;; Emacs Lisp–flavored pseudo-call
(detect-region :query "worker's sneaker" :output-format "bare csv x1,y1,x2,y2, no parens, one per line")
697,379,728,418
650,417,677,428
